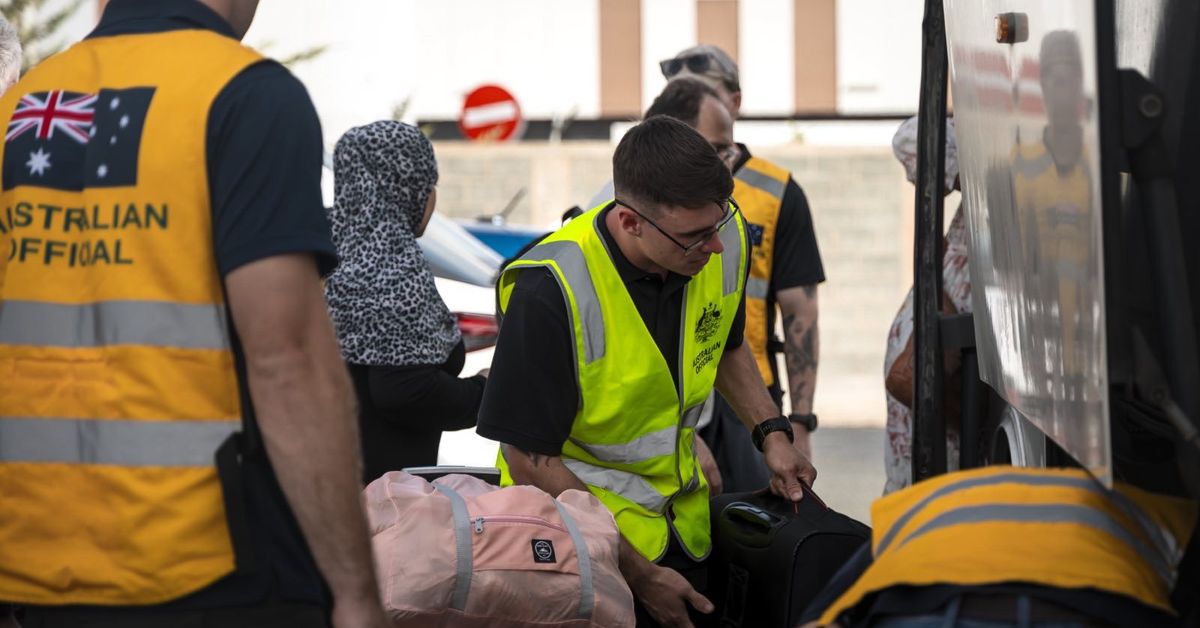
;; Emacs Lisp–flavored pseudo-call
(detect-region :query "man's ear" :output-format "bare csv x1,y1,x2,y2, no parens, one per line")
731,91,743,118
615,206,642,237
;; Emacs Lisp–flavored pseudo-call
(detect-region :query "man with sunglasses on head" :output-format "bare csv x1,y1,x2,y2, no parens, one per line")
477,116,816,628
661,45,826,469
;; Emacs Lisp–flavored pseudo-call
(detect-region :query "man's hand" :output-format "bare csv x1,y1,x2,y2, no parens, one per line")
694,435,723,496
763,432,816,501
628,561,713,628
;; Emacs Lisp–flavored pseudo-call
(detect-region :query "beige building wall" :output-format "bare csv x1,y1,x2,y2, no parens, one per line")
432,141,912,425
696,0,740,64
793,0,838,112
599,0,643,116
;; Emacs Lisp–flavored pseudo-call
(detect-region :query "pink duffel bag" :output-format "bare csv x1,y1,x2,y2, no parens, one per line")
365,471,636,627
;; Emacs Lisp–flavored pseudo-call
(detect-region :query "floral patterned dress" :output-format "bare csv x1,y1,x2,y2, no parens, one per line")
883,204,972,494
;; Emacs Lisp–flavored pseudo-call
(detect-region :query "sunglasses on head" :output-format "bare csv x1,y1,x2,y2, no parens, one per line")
659,54,715,79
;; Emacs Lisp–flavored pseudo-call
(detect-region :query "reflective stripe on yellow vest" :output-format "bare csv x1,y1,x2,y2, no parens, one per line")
0,30,262,605
496,204,748,561
732,156,789,385
818,466,1198,625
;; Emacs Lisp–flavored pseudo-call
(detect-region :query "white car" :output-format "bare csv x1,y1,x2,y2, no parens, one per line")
417,215,506,466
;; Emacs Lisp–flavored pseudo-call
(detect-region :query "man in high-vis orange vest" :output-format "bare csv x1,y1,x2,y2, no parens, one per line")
0,1,387,626
660,45,825,489
804,467,1197,627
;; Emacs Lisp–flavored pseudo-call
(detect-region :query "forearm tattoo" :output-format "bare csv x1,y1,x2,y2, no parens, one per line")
783,297,819,409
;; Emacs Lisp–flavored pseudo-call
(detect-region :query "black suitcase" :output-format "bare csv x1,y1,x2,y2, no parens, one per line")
707,487,870,628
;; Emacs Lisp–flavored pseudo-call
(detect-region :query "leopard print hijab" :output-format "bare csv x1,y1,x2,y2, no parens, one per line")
324,121,460,367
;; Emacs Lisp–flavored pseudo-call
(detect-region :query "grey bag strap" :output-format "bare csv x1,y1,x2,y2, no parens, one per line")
554,499,596,620
434,484,474,611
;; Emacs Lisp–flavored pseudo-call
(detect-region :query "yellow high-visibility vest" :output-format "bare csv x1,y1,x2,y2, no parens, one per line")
732,156,790,385
0,30,262,605
497,203,748,561
819,466,1197,625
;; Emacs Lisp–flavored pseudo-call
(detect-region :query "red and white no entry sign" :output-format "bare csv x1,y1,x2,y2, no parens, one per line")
459,84,523,142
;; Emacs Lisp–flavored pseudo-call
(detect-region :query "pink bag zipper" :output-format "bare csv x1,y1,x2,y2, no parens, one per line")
473,514,567,534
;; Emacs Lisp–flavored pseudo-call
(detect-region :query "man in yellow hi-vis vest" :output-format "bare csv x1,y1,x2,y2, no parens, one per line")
0,1,386,626
478,116,817,628
659,45,825,485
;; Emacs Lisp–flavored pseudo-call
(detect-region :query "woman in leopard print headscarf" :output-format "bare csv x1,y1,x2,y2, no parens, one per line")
325,121,486,482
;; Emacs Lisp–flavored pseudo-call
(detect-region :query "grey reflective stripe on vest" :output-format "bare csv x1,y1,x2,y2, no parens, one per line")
434,484,474,611
563,458,669,513
735,166,786,199
1104,486,1183,574
895,502,1174,588
570,425,677,465
554,500,596,620
0,416,237,466
569,403,702,466
745,277,769,300
0,299,229,349
520,240,606,364
876,472,1104,556
719,214,744,296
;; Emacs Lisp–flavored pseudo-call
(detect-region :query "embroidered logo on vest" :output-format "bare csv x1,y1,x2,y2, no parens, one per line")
747,222,765,246
695,303,722,345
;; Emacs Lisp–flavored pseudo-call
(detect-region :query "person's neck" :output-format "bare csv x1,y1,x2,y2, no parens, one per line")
194,0,241,38
605,208,669,280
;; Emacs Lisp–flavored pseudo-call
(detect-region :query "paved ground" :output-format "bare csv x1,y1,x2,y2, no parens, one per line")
808,427,886,524
439,426,886,525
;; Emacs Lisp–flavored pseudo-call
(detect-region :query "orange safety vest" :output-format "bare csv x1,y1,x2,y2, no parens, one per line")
0,29,262,605
732,156,791,386
819,466,1197,625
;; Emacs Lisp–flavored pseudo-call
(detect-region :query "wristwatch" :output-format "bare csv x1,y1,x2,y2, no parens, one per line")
751,416,794,452
789,412,819,433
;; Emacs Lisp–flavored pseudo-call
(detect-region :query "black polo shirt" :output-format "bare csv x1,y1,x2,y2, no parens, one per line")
56,0,333,611
477,206,748,456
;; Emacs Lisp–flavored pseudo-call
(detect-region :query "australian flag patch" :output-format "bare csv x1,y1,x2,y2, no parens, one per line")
3,87,155,191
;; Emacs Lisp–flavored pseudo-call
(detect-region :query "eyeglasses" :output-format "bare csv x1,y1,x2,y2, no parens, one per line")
614,198,739,255
660,54,715,79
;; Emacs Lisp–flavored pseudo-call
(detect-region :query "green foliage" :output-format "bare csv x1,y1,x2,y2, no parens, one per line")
1,0,87,71
254,39,330,69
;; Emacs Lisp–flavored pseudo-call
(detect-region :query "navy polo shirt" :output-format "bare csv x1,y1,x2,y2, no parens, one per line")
89,0,337,276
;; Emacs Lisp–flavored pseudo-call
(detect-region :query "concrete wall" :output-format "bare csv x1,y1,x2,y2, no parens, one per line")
433,141,919,426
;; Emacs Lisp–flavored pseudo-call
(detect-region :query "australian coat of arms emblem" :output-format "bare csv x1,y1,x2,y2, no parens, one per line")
694,303,722,344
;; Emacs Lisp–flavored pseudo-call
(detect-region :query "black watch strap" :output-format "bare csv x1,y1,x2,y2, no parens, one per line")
789,412,818,432
752,416,794,452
